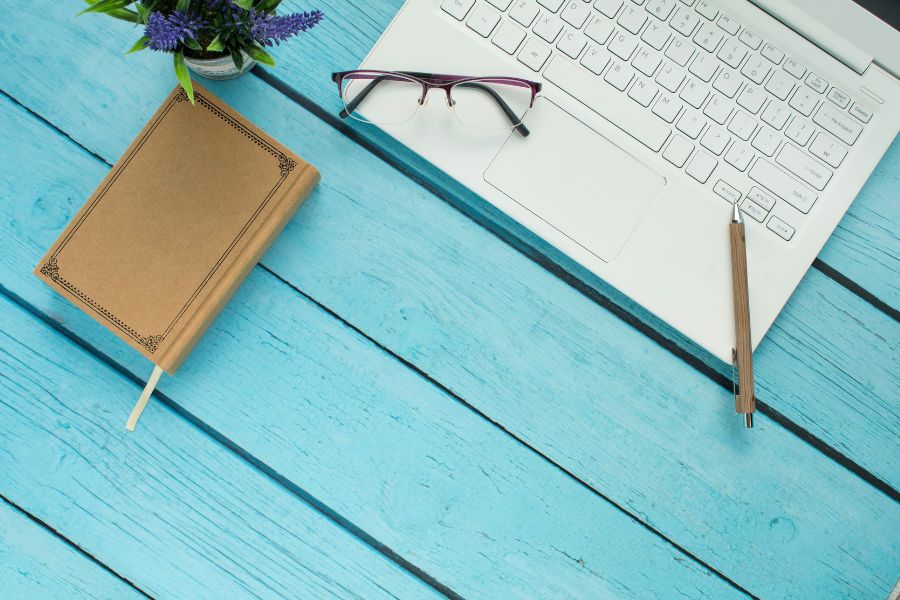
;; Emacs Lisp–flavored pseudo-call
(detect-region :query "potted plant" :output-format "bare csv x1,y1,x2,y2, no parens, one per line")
80,0,323,102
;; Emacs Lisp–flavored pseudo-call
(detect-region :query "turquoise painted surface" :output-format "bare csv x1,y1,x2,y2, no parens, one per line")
0,0,897,598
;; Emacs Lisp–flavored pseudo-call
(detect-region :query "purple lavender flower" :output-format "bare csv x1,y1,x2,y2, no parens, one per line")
145,11,206,51
250,10,324,46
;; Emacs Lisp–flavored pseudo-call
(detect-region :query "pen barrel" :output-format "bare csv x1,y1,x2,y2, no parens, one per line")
730,221,755,414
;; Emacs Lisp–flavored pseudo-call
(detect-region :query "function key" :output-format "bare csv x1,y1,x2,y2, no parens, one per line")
738,28,762,50
805,72,828,93
783,57,806,79
760,43,784,64
767,216,795,241
826,87,850,108
741,199,767,222
441,0,476,20
717,14,740,35
695,0,717,20
850,102,873,123
748,186,776,211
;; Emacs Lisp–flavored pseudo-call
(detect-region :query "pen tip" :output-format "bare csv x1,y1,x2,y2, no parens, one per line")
732,202,742,223
744,413,753,428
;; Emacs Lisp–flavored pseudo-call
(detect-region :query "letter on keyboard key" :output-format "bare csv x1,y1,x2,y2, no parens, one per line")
605,61,635,90
581,45,611,74
656,62,685,92
713,69,741,98
686,151,717,183
585,15,614,44
703,94,732,124
534,14,563,42
749,158,817,213
629,78,658,107
688,53,718,82
642,20,671,50
663,134,694,167
558,30,587,58
737,84,765,113
561,0,590,27
633,47,661,76
814,102,862,145
510,0,540,26
665,36,694,66
618,5,647,34
680,78,708,108
777,144,832,190
809,133,847,168
652,94,682,122
543,57,671,151
517,38,551,70
442,0,476,20
609,32,638,60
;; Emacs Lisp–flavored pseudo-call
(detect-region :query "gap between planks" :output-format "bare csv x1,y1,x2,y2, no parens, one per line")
2,76,896,514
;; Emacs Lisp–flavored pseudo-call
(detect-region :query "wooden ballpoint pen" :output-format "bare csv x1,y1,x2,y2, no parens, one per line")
730,201,755,428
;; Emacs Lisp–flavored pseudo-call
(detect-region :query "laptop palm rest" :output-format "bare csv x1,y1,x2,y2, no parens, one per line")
484,98,666,262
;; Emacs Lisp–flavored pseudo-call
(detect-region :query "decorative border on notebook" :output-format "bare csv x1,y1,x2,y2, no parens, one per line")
41,89,298,354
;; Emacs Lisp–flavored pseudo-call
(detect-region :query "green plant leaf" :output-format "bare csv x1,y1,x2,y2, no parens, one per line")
78,0,134,15
135,2,148,22
173,51,195,104
80,0,141,21
175,0,191,11
126,35,150,54
234,0,254,9
184,38,202,51
206,34,224,52
246,45,275,67
231,49,244,70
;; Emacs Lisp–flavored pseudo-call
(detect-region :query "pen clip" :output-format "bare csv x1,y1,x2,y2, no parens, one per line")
730,348,739,401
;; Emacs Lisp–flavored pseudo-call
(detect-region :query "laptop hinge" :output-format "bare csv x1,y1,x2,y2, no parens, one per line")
748,0,872,76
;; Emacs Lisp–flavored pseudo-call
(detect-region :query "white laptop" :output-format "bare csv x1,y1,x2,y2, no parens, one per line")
349,0,900,362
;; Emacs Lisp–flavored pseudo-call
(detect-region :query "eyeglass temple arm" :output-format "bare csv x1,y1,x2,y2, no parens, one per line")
337,72,531,136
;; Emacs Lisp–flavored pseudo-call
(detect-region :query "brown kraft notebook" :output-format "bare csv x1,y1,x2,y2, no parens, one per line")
34,82,320,429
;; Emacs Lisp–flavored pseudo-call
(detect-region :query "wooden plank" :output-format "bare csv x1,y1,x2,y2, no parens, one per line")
817,135,900,309
0,100,744,599
0,317,438,597
0,1,895,490
0,500,144,599
0,96,897,598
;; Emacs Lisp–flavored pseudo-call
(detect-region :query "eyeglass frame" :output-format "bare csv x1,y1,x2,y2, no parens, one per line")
331,70,542,136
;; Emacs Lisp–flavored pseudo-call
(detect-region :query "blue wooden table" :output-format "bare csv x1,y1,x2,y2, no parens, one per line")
1,1,898,598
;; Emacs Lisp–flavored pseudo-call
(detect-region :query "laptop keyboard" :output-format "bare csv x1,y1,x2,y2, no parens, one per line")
440,0,875,241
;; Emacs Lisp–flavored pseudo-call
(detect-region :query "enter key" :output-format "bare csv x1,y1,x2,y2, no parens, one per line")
776,143,833,191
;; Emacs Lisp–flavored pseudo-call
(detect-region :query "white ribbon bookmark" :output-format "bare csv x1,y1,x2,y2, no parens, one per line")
126,365,164,431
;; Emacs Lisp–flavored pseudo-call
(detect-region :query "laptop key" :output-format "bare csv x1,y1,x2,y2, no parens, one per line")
663,134,694,167
749,158,817,212
813,102,862,145
561,0,590,27
467,5,501,36
605,60,635,90
493,21,527,54
517,37,551,70
741,199,767,222
441,0,476,20
557,30,587,58
534,14,563,42
767,216,795,240
585,16,615,44
776,143,832,190
594,0,623,19
537,0,565,12
714,179,741,203
686,150,717,183
809,133,847,169
724,141,753,171
581,45,611,74
543,56,672,151
510,0,540,26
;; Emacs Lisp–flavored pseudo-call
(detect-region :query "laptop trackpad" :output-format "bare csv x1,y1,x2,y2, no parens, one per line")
484,99,665,262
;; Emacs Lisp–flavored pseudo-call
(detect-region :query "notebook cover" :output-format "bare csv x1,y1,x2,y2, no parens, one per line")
34,82,319,373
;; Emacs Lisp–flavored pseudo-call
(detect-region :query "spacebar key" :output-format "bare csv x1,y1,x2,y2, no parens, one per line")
544,57,670,152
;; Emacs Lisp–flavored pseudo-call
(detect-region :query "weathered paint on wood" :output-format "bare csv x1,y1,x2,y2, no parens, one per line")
0,98,744,599
1,93,897,598
0,500,143,599
0,0,895,491
0,293,439,599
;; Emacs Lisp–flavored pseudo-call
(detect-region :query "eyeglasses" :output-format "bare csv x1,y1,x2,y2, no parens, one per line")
331,70,542,136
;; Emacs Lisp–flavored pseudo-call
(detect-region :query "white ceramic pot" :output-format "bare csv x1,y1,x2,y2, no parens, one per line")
184,51,256,80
